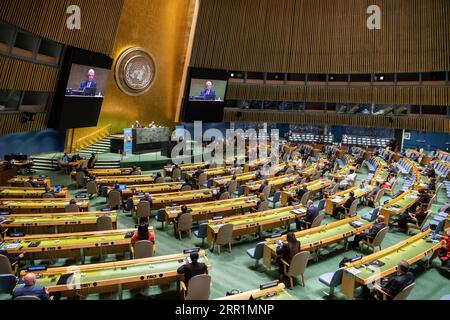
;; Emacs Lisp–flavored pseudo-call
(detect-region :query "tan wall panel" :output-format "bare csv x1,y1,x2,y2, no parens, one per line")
191,0,450,73
0,0,124,55
0,56,59,91
0,113,48,135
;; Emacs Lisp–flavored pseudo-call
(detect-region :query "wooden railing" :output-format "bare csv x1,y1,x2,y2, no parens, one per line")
73,124,112,153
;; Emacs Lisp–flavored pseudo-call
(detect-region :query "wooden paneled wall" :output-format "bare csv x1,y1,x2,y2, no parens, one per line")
191,0,450,73
0,56,59,92
223,109,450,133
226,83,450,106
0,113,48,135
0,0,124,55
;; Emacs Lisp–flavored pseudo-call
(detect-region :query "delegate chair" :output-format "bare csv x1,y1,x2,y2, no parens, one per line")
42,192,55,199
193,223,208,248
317,199,326,212
257,200,269,212
86,180,98,198
362,207,380,222
300,191,311,207
213,224,233,254
14,296,41,300
318,267,344,297
375,282,415,300
65,203,80,213
108,190,122,210
75,171,86,188
156,209,166,229
180,184,192,192
171,168,181,182
282,251,311,288
339,199,359,220
361,226,389,252
268,191,281,209
305,213,325,229
373,189,385,207
0,255,17,275
0,274,17,295
198,173,207,188
176,212,193,239
181,274,211,300
227,180,238,195
407,211,432,235
131,240,154,259
155,176,165,184
23,182,33,188
96,215,113,231
246,242,265,269
261,185,271,200
219,192,230,201
136,201,151,224
233,185,245,198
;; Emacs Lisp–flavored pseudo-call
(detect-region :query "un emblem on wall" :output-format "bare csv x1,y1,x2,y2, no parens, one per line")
115,47,156,96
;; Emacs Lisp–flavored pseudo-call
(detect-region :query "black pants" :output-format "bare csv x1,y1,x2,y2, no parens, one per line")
296,219,308,231
397,213,414,231
350,234,372,248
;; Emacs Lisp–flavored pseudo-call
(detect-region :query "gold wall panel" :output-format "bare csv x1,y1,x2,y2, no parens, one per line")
0,113,48,135
70,0,196,143
226,83,450,106
0,56,59,91
191,0,450,73
0,0,124,55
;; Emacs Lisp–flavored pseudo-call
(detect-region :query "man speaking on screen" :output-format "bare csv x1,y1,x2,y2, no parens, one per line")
199,81,216,98
79,69,97,90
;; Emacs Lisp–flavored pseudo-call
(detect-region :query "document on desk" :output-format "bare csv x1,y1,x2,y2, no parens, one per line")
346,267,361,276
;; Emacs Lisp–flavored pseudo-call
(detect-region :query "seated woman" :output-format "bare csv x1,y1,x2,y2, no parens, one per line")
131,221,155,245
391,204,428,233
275,232,301,276
382,173,397,189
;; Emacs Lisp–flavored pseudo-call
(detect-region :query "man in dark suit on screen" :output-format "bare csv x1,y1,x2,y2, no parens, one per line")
79,69,97,90
199,81,216,98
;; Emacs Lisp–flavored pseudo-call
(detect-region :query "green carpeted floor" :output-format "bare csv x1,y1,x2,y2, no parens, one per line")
9,166,450,300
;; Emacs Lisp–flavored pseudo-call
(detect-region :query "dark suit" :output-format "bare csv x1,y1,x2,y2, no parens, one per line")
296,205,319,230
258,183,267,193
379,272,415,299
199,89,216,97
350,222,386,248
79,80,97,90
177,262,208,286
276,242,300,274
12,284,49,300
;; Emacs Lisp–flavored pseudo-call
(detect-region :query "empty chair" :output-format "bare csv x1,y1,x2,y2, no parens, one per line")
362,207,380,222
131,240,154,259
268,191,281,208
171,168,181,182
361,226,389,252
213,224,233,254
257,200,269,212
281,251,311,287
156,209,167,229
308,213,325,229
86,180,98,198
136,200,151,224
227,180,238,194
219,192,230,200
180,184,192,191
373,189,385,207
318,268,344,296
233,185,245,198
261,185,271,200
198,173,207,188
0,254,15,275
75,171,86,188
193,223,208,248
108,190,122,210
300,191,311,207
23,182,33,188
176,212,193,239
317,199,326,212
155,176,165,184
65,203,80,213
96,215,113,231
246,242,265,268
13,295,41,300
0,274,17,295
181,274,211,300
42,192,55,199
